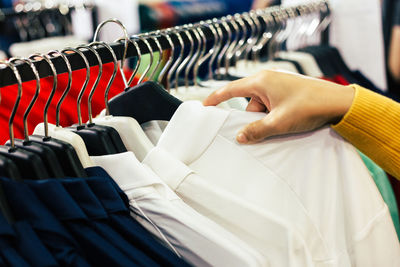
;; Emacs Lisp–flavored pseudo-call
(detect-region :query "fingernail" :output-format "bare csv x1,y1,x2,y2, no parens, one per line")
236,132,248,144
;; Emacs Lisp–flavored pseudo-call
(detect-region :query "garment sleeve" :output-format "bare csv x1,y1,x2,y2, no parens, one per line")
331,84,400,180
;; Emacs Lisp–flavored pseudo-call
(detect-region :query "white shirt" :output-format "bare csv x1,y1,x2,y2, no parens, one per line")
144,101,400,267
144,147,314,267
171,86,248,111
90,151,267,267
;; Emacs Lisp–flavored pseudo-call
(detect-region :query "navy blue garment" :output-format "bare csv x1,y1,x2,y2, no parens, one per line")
13,221,58,267
0,210,30,267
61,178,159,267
0,177,89,267
85,176,190,267
25,179,139,267
0,255,5,266
85,167,130,207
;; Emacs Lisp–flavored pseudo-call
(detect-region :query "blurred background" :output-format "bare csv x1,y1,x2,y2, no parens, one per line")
0,0,397,95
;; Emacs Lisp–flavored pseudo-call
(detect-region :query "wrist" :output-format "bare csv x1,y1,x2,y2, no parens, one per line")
308,82,355,125
326,84,355,124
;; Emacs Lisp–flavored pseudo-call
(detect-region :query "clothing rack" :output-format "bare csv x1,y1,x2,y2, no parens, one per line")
0,0,330,87
0,2,94,19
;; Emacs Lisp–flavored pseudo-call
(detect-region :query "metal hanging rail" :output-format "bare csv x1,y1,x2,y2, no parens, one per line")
0,0,329,87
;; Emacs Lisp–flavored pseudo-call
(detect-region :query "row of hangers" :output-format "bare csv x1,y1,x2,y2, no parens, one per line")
0,1,94,42
0,0,330,223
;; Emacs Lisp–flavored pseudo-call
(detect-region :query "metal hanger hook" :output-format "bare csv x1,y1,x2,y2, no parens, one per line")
82,43,103,124
0,60,23,148
93,18,129,87
89,41,118,116
28,53,57,138
75,45,91,126
131,35,154,84
9,57,39,141
47,49,72,127
157,29,175,88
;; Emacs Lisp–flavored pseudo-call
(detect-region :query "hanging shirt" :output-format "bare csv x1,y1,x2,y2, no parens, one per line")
143,101,400,267
143,146,314,267
24,179,138,267
60,178,159,267
0,177,90,267
90,151,268,267
84,174,189,267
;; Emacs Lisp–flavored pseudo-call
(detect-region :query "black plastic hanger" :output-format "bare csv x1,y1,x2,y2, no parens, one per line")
27,53,87,178
0,156,21,180
66,44,123,156
0,61,49,180
5,57,65,178
108,30,182,124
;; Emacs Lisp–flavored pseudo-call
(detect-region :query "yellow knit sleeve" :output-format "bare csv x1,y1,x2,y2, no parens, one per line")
332,84,400,180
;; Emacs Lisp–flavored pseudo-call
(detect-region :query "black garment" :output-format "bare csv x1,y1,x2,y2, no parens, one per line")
0,177,90,267
0,211,30,267
25,179,139,267
61,178,160,267
85,173,191,267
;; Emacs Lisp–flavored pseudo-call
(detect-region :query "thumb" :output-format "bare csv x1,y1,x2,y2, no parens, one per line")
236,111,282,144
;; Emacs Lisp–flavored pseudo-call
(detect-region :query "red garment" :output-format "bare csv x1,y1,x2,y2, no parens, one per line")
321,75,350,85
0,62,135,145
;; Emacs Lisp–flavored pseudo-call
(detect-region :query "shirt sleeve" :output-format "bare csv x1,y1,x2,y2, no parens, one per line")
331,84,400,180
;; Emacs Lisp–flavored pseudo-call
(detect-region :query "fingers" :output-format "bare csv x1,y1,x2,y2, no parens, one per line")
203,78,255,106
236,111,283,144
246,97,267,112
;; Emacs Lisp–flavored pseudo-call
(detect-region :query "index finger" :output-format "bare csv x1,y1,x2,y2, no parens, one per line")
203,78,256,106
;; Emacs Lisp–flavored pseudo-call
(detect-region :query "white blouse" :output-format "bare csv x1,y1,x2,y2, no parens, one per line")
143,101,400,267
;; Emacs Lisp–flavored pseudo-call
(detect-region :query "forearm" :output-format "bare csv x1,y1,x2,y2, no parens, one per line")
332,85,400,179
388,26,400,82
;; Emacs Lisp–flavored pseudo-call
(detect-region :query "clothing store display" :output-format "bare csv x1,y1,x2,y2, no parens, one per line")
283,0,387,90
91,151,268,267
0,177,90,266
60,178,159,266
143,146,313,266
84,174,188,266
143,101,400,266
0,1,398,266
332,85,400,179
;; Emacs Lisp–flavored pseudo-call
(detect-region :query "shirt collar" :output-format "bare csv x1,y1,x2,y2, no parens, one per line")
90,152,164,191
157,101,230,165
61,178,108,220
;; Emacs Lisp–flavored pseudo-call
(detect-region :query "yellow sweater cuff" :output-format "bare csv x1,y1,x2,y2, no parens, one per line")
332,84,400,180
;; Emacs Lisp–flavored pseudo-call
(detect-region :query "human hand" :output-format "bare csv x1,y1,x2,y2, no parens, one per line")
251,0,272,10
203,70,355,144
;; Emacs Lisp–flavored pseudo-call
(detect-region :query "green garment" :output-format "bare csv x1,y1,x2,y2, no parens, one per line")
359,151,400,240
